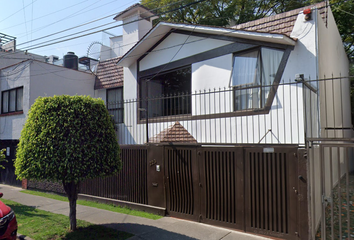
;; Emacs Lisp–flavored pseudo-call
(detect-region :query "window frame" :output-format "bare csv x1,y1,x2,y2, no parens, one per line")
231,46,285,112
106,87,124,124
138,65,192,121
1,86,23,114
136,31,292,123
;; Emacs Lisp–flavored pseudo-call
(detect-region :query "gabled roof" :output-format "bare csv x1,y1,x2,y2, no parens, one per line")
149,122,197,143
117,22,296,67
95,57,123,89
117,1,329,67
233,1,327,37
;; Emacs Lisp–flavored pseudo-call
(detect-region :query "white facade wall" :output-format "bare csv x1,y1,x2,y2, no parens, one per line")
122,23,320,145
317,8,351,137
109,36,123,59
122,15,140,55
139,33,233,71
0,61,31,140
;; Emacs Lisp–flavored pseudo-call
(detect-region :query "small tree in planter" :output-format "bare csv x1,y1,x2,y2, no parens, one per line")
0,149,6,169
15,95,121,231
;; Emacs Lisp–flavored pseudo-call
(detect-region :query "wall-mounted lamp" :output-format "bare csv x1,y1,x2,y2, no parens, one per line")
304,8,312,21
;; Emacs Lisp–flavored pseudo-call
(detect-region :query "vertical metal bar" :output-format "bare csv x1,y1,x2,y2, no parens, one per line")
340,75,344,138
337,146,342,239
256,152,260,228
205,151,209,219
213,151,217,220
268,153,273,231
296,80,300,144
283,84,286,143
217,151,221,221
251,152,255,228
224,152,228,222
345,147,351,240
260,152,264,229
231,150,235,224
265,152,269,230
331,76,336,138
281,153,286,233
329,147,334,240
272,152,277,232
320,146,326,239
290,82,293,144
324,77,328,138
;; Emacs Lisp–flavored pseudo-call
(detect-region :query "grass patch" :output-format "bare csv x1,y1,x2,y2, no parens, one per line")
1,199,133,240
20,189,162,220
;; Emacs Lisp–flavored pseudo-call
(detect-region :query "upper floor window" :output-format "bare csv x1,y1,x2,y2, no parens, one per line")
140,66,191,119
232,47,284,111
1,87,23,114
107,87,124,124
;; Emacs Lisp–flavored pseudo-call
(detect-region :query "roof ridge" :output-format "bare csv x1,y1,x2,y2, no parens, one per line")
234,1,327,30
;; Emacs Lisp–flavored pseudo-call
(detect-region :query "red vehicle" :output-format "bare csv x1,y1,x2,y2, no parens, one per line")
0,193,17,240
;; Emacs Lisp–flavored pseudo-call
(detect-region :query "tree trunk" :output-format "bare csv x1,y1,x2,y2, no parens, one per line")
63,181,79,231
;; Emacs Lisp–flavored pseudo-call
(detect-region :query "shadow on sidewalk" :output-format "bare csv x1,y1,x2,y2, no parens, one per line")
102,223,198,240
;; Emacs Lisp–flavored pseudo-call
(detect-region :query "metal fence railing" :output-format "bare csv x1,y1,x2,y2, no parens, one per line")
108,76,353,145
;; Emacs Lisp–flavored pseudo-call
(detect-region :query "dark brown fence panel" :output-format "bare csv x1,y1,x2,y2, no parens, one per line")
80,145,148,204
199,147,244,230
245,147,298,240
164,146,199,221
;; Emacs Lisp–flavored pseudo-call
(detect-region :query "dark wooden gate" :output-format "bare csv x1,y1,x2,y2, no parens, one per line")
244,147,299,239
164,145,302,239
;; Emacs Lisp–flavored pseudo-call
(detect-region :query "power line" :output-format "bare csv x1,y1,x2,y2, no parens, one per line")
2,0,88,32
6,0,206,54
17,0,186,49
0,0,38,24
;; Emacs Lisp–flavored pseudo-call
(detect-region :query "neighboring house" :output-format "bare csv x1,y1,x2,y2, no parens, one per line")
0,58,98,184
115,1,351,145
95,57,124,126
0,33,47,70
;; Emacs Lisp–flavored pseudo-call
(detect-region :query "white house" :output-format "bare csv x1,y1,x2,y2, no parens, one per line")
114,2,351,146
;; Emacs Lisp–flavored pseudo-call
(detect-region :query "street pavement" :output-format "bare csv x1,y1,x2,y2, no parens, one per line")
0,184,271,240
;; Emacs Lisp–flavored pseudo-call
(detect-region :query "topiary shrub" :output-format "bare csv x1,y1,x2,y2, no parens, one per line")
15,95,121,230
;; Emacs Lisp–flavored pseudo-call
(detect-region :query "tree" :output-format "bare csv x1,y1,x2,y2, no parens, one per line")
15,95,121,231
141,0,354,60
0,149,6,169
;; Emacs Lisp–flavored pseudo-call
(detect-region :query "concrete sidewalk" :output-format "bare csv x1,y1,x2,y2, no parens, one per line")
0,184,270,240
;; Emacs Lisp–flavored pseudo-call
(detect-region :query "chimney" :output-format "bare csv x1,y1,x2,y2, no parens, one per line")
113,4,157,55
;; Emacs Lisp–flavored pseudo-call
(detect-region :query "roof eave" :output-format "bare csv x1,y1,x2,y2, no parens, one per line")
117,22,296,67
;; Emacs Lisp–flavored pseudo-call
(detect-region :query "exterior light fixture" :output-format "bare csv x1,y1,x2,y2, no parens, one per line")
304,8,312,21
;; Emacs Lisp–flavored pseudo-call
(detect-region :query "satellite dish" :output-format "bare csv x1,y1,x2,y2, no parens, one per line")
87,41,103,60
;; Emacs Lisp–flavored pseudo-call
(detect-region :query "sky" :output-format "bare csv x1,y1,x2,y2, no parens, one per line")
0,0,141,58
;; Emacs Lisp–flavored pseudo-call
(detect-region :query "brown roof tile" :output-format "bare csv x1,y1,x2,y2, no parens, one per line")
149,122,197,143
233,2,327,37
95,57,123,90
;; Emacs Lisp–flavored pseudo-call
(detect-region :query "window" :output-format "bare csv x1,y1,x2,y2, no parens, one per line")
232,47,284,111
140,66,191,119
107,87,123,124
2,87,23,114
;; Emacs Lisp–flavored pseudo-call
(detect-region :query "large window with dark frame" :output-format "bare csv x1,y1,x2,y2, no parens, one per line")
232,47,284,111
1,87,23,114
140,66,191,119
107,87,124,124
